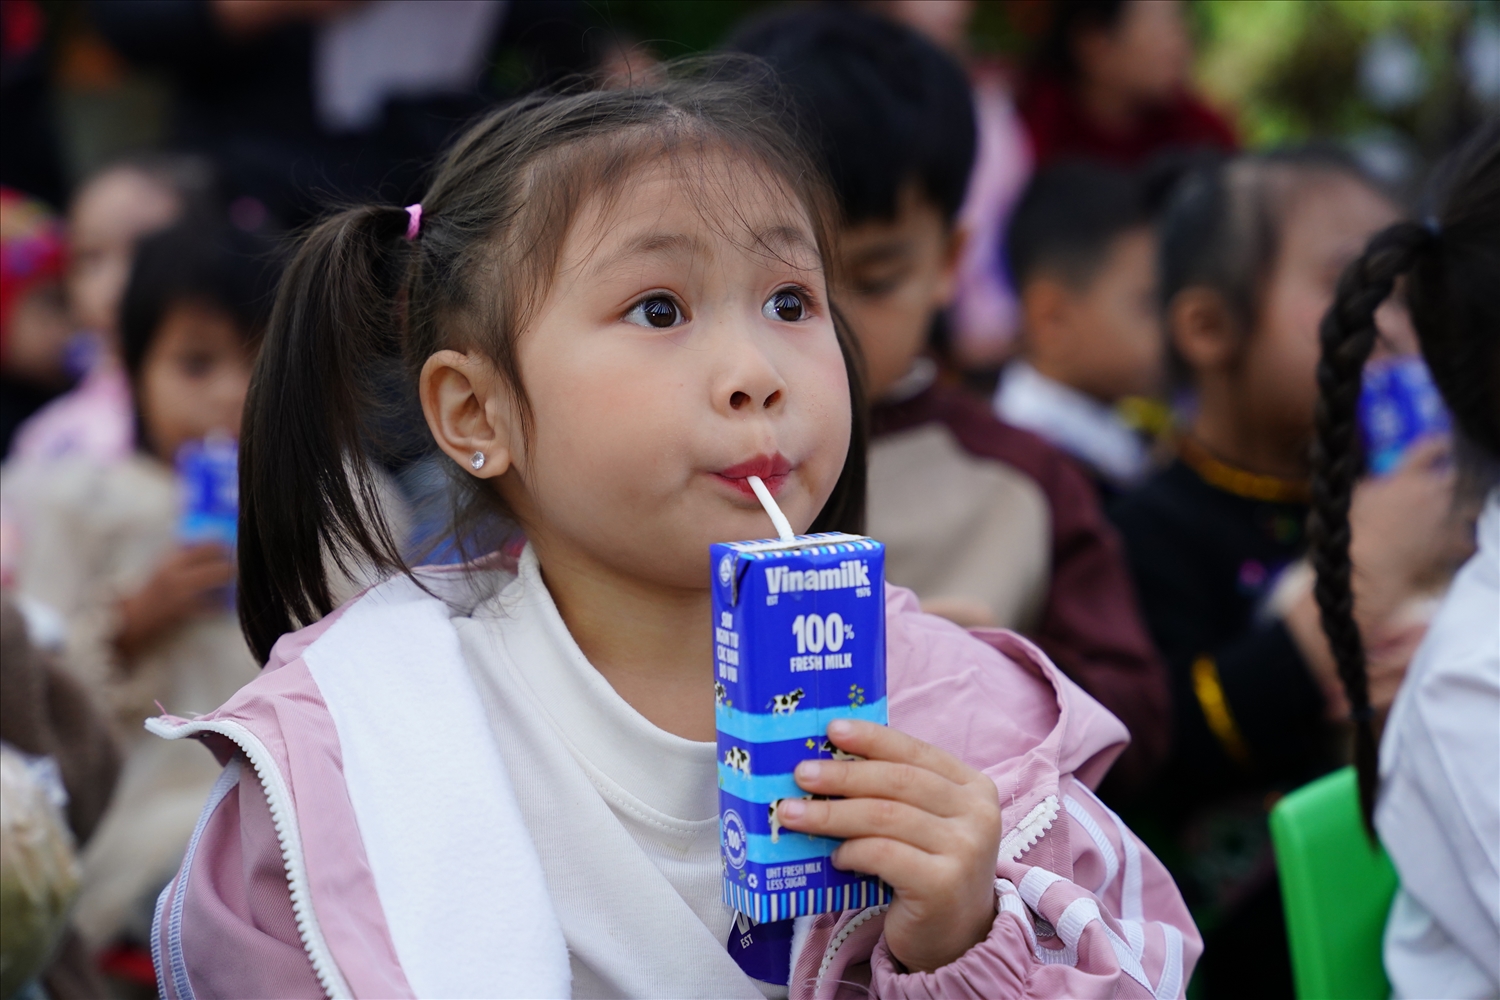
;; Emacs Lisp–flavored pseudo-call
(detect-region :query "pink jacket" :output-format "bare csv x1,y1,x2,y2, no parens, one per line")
148,562,1199,998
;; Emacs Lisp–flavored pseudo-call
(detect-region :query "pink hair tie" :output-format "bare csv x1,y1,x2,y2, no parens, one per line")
403,203,423,240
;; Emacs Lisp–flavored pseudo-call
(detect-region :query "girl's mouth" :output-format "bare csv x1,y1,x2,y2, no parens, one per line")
713,453,793,498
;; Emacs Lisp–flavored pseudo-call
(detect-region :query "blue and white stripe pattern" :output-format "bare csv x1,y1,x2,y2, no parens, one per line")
725,875,891,924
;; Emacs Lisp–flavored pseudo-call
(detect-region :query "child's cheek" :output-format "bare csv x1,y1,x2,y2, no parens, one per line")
795,332,853,490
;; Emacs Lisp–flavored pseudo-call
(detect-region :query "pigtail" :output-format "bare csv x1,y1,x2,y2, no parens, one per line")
238,205,418,663
1307,222,1430,832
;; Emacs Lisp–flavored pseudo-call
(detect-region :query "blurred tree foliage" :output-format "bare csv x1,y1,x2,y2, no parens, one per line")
1193,0,1495,154
592,0,1497,183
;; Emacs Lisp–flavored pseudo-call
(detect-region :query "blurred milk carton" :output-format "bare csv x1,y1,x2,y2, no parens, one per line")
175,435,238,606
1359,355,1451,475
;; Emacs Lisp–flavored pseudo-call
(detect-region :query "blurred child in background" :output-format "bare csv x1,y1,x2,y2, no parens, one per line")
1111,151,1474,996
1307,122,1499,1000
1,220,274,955
1,593,120,997
8,154,215,464
731,8,1170,796
1021,0,1235,168
995,161,1164,496
0,189,70,457
869,0,1036,368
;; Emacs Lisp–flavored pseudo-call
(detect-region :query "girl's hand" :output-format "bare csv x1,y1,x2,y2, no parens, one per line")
1289,437,1475,718
116,543,236,661
1349,437,1471,618
775,719,1002,973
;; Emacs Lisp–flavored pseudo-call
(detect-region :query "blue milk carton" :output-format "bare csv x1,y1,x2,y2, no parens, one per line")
713,532,890,922
176,435,239,606
1358,355,1451,475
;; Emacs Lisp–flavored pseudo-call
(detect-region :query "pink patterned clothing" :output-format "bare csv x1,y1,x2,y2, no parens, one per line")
9,363,133,464
948,66,1032,367
147,558,1200,998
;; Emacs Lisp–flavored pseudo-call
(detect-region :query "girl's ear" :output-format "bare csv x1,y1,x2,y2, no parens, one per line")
420,350,516,479
933,223,968,309
1169,287,1240,374
1021,276,1075,356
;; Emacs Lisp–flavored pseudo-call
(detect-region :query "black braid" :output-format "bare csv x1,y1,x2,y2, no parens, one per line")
1308,221,1431,834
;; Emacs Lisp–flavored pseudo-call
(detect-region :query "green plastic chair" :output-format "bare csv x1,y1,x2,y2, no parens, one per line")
1270,766,1399,1000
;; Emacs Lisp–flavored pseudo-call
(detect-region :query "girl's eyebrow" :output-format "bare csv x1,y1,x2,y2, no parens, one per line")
846,240,915,269
583,224,820,281
752,224,818,261
584,231,703,281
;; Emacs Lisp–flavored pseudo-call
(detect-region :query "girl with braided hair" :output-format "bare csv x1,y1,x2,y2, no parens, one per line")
1310,120,1499,999
1113,147,1475,995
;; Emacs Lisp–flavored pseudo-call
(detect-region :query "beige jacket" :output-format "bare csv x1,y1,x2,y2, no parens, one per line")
2,455,258,946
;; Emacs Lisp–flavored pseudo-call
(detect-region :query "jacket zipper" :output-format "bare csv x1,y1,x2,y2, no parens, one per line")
148,717,353,999
813,904,888,996
812,794,1060,994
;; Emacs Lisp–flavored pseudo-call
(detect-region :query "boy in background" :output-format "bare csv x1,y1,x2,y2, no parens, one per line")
731,8,1169,795
995,161,1164,495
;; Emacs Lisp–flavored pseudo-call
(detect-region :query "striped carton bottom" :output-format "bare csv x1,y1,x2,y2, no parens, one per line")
724,873,891,923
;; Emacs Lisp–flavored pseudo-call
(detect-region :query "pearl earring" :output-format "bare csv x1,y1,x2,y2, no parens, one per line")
470,451,486,471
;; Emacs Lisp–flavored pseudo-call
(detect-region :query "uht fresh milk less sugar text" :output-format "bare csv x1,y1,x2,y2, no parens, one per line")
713,532,891,921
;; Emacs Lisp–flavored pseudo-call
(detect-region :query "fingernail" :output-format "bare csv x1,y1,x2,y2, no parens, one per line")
778,799,805,819
828,719,852,738
796,760,822,781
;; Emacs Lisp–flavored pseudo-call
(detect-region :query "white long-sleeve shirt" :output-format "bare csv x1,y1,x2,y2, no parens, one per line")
453,547,781,999
1377,489,1500,999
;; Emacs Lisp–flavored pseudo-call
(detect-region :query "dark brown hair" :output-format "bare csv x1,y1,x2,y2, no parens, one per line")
1159,148,1385,341
1309,120,1500,831
238,61,868,663
121,220,281,457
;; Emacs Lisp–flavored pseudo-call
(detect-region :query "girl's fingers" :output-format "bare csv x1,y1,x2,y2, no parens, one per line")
178,566,235,595
824,719,977,785
794,758,967,816
775,795,953,855
828,835,942,888
1394,434,1451,473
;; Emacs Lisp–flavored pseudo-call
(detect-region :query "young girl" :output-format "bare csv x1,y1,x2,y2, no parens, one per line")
2,221,274,955
1110,149,1473,995
1309,122,1498,999
149,72,1198,999
9,154,216,464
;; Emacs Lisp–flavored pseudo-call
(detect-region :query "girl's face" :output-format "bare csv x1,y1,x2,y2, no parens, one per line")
1241,175,1402,457
137,300,254,463
488,154,851,590
1078,0,1191,106
68,169,181,337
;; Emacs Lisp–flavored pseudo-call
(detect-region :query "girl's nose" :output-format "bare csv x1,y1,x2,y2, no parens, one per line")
720,362,786,417
729,387,782,411
716,322,788,416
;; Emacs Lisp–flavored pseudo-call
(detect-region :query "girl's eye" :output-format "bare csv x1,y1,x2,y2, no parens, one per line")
625,295,683,329
179,352,216,378
764,289,807,323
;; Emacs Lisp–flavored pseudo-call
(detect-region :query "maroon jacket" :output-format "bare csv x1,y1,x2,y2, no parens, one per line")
873,383,1169,795
1019,73,1237,169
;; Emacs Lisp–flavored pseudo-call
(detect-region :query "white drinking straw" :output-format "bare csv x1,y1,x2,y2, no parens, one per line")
747,475,796,542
